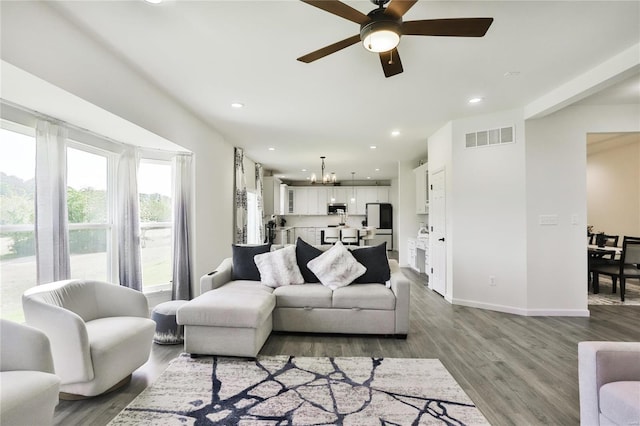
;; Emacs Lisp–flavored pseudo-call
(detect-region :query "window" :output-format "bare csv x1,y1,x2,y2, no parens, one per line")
138,159,173,290
0,123,36,322
67,145,112,282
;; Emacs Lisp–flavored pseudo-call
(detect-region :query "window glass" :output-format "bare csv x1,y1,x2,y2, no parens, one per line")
0,126,36,322
138,160,172,288
67,147,109,281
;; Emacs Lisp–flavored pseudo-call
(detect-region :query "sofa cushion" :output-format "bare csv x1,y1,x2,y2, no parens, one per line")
295,238,323,283
254,245,304,288
599,381,640,425
231,244,271,281
332,284,396,310
177,290,275,328
350,242,391,285
218,280,274,294
307,241,366,290
273,284,333,308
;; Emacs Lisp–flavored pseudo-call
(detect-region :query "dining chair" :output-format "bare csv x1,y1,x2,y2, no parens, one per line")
361,227,377,246
340,228,359,246
588,233,620,288
590,236,640,301
324,228,340,245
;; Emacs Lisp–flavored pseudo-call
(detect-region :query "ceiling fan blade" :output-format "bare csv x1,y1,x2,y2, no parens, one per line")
402,18,494,37
384,0,418,18
379,48,403,78
300,0,369,25
297,34,361,63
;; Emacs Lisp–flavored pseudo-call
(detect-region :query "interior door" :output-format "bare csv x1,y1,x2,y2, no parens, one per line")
430,169,446,296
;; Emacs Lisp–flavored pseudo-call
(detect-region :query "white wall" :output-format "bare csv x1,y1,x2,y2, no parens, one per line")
426,122,454,300
450,109,528,312
1,2,236,298
525,104,640,312
587,139,640,237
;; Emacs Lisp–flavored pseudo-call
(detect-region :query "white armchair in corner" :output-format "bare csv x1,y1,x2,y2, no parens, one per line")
0,319,61,426
578,341,640,425
22,279,156,399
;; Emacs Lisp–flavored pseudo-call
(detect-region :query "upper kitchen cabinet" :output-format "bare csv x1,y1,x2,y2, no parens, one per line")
414,163,429,214
263,176,282,216
293,187,309,215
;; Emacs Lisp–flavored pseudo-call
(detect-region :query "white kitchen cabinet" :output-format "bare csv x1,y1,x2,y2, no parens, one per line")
286,188,294,214
293,187,309,215
263,176,282,215
327,187,348,204
414,163,429,214
355,187,374,214
295,227,317,244
408,238,418,272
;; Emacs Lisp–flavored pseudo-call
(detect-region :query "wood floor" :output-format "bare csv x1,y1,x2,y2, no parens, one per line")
53,269,640,426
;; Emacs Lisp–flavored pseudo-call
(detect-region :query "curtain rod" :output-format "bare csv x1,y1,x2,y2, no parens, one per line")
1,98,192,157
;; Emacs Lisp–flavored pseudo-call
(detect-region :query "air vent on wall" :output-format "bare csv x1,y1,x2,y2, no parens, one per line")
465,126,514,148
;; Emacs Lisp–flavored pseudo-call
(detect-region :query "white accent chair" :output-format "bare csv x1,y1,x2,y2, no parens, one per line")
22,279,156,399
578,341,640,425
0,319,60,426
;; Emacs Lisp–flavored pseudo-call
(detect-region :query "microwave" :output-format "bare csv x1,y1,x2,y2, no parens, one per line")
327,203,347,215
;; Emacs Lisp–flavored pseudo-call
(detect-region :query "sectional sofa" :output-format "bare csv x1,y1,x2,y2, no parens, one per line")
177,240,410,357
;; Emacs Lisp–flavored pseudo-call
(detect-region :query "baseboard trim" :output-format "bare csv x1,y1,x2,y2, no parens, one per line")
451,298,590,317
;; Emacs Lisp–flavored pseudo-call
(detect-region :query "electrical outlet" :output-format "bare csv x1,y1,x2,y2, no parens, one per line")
489,275,496,286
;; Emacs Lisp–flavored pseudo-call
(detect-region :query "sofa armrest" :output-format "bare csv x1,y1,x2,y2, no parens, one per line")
578,341,640,425
200,258,233,294
389,260,410,335
0,319,55,374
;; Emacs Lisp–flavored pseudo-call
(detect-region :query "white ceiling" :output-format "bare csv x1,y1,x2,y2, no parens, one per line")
25,1,640,181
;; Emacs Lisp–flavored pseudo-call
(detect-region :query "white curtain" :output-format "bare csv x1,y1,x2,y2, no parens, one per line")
171,154,192,300
35,120,70,284
255,163,265,244
117,147,142,290
234,147,247,244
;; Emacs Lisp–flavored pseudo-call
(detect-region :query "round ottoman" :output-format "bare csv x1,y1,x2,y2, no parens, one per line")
151,300,188,345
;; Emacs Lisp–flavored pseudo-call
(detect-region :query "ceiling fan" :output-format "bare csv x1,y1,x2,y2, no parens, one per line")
297,0,493,78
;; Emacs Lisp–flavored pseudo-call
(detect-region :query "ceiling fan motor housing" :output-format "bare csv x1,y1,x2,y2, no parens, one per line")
360,8,402,52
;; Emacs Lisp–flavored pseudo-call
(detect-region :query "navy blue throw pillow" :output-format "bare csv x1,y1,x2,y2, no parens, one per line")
232,244,271,281
295,237,323,283
350,242,390,284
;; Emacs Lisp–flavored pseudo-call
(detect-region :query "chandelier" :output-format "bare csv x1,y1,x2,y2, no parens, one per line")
310,156,337,185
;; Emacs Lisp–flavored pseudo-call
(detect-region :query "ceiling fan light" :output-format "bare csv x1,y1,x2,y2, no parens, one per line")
360,17,401,53
363,29,400,52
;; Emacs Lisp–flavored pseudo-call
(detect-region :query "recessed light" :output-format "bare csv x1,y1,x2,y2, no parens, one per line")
370,145,377,149
468,97,483,104
144,0,162,3
268,147,275,151
231,102,244,108
391,130,400,137
375,168,380,171
301,168,307,172
367,176,372,179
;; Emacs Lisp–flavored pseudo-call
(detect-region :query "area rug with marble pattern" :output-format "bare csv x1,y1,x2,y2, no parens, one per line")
108,354,488,425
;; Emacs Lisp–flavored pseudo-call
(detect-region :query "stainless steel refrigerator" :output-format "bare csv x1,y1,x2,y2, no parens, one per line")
366,203,393,250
